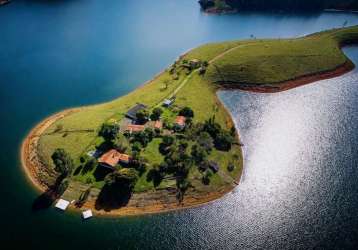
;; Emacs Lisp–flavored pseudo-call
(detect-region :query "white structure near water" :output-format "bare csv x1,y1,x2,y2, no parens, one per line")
82,209,93,219
55,199,70,211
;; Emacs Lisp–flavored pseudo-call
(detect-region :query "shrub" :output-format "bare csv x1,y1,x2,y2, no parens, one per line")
227,163,235,172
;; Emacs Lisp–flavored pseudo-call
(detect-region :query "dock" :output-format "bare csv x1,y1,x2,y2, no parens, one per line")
55,199,70,211
82,209,93,219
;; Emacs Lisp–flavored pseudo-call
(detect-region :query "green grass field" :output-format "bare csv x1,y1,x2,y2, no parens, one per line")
37,26,358,198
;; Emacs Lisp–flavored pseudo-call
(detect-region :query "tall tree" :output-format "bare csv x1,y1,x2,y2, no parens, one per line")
51,148,74,177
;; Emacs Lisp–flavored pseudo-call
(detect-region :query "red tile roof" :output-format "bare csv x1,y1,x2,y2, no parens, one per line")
175,116,186,126
126,124,145,132
154,120,163,129
98,149,131,168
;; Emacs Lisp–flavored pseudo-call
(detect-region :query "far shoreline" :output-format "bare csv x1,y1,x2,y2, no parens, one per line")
20,56,354,217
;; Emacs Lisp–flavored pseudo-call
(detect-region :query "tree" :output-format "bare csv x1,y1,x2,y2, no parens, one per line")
56,178,69,195
227,162,235,172
197,132,214,152
203,118,221,139
214,131,234,151
191,144,208,164
104,168,139,190
202,168,213,185
136,109,149,124
51,148,74,177
150,107,163,121
131,141,142,153
179,107,194,118
98,123,120,142
113,135,129,153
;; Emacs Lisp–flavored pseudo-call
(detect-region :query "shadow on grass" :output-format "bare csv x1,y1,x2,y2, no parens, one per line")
93,166,113,182
146,169,163,187
94,184,132,212
31,175,64,212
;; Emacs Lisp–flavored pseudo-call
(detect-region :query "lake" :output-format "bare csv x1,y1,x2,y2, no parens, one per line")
1,0,358,249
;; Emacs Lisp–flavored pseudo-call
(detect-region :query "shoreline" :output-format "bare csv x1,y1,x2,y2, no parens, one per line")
20,52,355,218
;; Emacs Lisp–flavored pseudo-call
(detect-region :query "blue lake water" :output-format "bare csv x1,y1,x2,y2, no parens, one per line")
1,0,358,249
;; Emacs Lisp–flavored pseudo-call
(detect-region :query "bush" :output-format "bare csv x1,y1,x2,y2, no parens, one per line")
202,169,213,185
227,163,235,172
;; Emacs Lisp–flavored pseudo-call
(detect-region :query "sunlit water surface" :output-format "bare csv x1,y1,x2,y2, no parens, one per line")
1,0,358,249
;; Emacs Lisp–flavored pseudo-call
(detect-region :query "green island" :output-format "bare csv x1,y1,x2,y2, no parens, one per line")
22,26,358,216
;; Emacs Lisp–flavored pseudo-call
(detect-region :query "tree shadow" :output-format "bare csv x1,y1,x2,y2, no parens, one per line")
93,165,113,182
73,165,83,176
31,175,64,212
146,169,163,187
94,184,132,212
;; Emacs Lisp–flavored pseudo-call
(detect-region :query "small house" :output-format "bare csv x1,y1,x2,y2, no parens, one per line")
55,199,70,211
125,103,147,121
82,209,93,220
98,149,131,169
162,99,174,107
154,120,163,129
174,116,186,130
125,124,145,133
189,59,201,69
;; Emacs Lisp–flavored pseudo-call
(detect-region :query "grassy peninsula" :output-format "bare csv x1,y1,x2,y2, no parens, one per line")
22,26,358,216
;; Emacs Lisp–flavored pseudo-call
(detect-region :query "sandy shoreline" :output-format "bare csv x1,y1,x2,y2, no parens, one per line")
20,57,353,217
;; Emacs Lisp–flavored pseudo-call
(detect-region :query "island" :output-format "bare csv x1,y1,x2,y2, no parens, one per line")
199,0,358,13
22,26,358,216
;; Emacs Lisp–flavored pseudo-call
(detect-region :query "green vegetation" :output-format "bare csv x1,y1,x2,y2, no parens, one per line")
36,26,358,209
205,26,358,86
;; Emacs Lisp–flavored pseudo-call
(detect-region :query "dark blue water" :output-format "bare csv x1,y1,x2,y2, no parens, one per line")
1,0,358,249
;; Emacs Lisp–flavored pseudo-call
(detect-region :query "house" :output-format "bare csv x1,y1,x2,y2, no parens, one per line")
174,116,186,130
162,99,174,107
189,59,201,69
154,120,163,129
125,124,145,133
125,103,147,120
98,149,131,169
